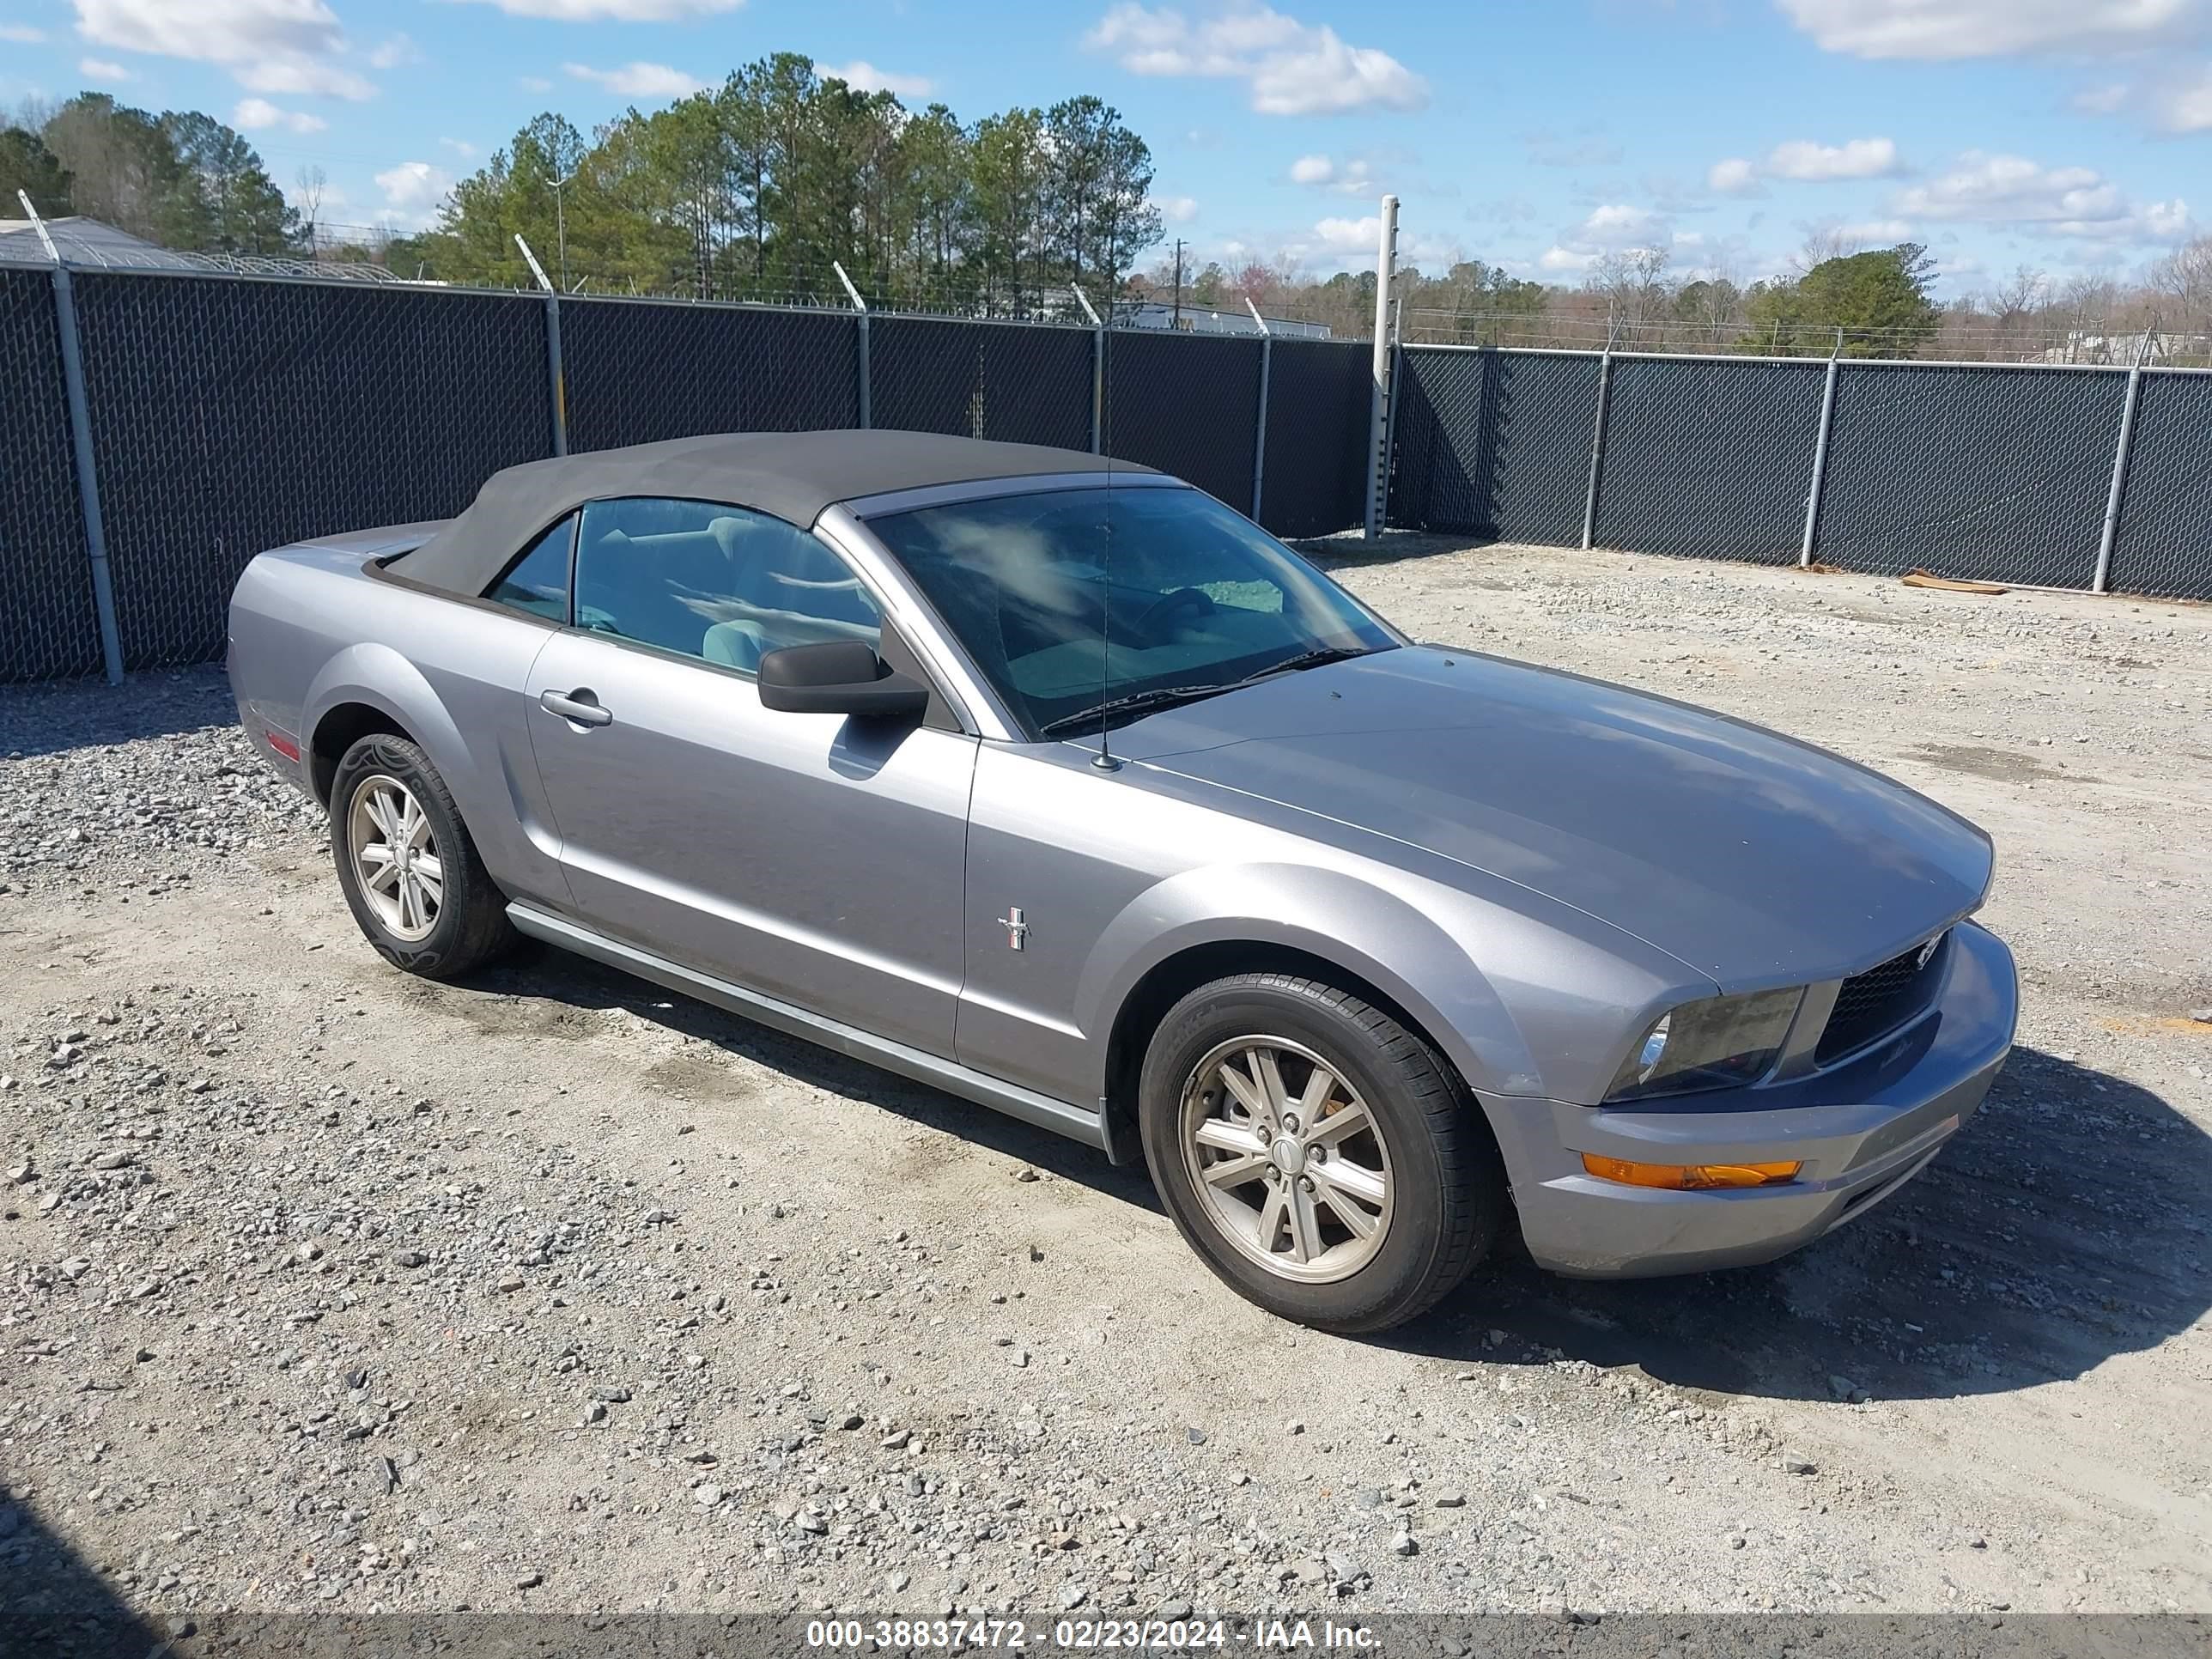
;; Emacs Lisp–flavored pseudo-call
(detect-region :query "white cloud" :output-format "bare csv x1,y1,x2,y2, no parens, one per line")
1286,152,1377,195
234,95,326,132
440,136,478,157
1825,216,1916,245
520,75,553,92
1577,203,1668,246
1085,3,1426,116
1539,246,1595,273
449,0,739,16
1711,137,1901,195
1,22,47,42
1776,0,2201,59
1522,130,1623,168
1313,214,1381,253
79,55,131,79
1708,157,1759,194
374,161,451,231
814,59,934,96
1156,194,1200,222
1766,137,1902,180
2154,61,2212,129
368,33,420,71
73,0,374,99
563,61,707,98
1893,150,2191,241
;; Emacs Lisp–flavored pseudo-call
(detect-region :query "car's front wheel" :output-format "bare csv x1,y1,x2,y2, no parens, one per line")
330,732,515,980
1139,973,1504,1333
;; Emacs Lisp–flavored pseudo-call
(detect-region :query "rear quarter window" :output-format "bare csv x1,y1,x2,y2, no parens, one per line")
485,515,576,623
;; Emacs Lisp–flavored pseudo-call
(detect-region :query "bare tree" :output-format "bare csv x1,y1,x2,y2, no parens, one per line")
1586,246,1674,338
295,163,325,252
1788,227,1860,279
2151,234,2212,332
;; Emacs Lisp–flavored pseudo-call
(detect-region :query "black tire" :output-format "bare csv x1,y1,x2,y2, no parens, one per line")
1139,973,1504,1334
329,732,515,980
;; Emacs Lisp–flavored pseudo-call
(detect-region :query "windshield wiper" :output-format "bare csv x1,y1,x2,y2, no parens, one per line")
1038,683,1237,738
1037,647,1377,740
1227,644,1374,686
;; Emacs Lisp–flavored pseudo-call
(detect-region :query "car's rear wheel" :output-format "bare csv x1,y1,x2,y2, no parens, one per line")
1139,973,1503,1333
330,733,514,980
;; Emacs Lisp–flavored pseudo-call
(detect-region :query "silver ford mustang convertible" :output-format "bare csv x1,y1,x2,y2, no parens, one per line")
228,430,2017,1332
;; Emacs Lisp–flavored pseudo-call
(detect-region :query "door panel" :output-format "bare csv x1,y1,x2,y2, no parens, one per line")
526,633,976,1056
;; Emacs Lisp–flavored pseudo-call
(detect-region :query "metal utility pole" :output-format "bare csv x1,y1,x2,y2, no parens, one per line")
1247,298,1272,521
834,261,871,429
19,190,124,684
1799,327,1845,568
1171,238,1184,328
2094,325,2155,595
514,234,567,455
1362,194,1400,542
1071,283,1106,454
552,170,574,292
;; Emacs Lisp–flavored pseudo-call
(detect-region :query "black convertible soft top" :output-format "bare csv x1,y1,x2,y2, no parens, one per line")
388,429,1152,598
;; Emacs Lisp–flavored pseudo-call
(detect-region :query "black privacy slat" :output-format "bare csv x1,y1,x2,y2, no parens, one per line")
1388,349,1601,545
1811,363,2127,588
1100,329,1262,510
1594,356,1829,565
0,266,101,680
2107,371,2212,602
873,316,1092,452
71,271,550,668
562,300,858,452
1260,337,1370,538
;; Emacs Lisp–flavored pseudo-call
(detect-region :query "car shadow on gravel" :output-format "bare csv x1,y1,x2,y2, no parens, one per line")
474,943,1162,1208
0,1493,167,1656
1389,1047,2212,1404
0,667,241,761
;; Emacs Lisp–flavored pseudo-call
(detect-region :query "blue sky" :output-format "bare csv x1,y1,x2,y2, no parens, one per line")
2,0,2207,295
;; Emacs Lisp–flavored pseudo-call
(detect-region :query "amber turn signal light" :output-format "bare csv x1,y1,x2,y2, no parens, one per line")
1580,1153,1802,1191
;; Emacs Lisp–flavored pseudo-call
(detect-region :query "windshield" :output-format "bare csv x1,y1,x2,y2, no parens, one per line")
866,485,1398,739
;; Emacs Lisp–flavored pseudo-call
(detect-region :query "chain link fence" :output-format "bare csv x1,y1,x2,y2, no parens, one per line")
0,266,100,681
562,299,860,453
8,258,2210,684
1389,344,2212,603
70,272,556,668
872,315,1094,451
1389,349,1603,547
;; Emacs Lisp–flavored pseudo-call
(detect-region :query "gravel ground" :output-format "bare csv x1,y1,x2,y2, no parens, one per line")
2,538,2209,1651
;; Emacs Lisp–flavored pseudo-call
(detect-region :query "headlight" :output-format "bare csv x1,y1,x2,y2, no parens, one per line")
1605,988,1804,1103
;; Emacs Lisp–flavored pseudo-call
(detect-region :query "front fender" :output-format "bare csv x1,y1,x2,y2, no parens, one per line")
1075,862,1547,1100
304,643,477,805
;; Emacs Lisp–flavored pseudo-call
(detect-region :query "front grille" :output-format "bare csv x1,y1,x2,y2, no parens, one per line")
1816,932,1948,1065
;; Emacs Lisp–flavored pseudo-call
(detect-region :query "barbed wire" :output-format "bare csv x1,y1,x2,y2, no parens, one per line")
1397,307,2211,366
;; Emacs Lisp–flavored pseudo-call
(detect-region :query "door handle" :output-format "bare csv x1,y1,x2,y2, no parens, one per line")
541,688,613,727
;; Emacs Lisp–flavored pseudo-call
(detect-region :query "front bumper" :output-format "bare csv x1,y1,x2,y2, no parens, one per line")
1488,920,2018,1278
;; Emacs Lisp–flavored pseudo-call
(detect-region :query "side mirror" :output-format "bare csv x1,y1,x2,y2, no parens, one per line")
757,640,927,720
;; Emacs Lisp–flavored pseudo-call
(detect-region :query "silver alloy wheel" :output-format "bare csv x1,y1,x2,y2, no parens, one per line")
347,774,444,944
1178,1036,1395,1284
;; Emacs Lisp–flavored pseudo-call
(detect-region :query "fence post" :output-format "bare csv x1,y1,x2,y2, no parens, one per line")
1247,298,1272,521
1070,283,1105,453
1363,194,1399,542
1800,327,1844,568
1579,311,1617,552
2094,329,2154,595
18,191,123,685
834,262,870,430
514,234,567,456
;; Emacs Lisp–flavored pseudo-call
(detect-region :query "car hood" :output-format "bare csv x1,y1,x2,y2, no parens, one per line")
1111,645,1992,989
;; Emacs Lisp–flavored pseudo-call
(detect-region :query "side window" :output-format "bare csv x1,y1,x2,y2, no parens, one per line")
484,514,575,622
573,497,881,672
